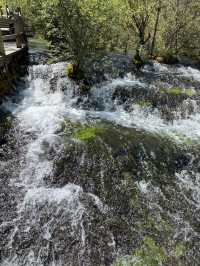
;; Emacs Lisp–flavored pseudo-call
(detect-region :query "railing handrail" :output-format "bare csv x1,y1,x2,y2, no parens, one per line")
0,29,5,56
0,14,27,56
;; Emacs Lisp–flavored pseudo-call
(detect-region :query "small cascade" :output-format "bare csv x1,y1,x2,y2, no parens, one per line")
0,63,114,266
1,57,200,265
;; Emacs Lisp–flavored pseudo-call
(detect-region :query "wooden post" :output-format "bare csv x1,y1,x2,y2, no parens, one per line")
0,29,5,56
14,14,25,48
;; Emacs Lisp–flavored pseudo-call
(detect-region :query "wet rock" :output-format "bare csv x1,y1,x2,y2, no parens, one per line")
155,54,179,65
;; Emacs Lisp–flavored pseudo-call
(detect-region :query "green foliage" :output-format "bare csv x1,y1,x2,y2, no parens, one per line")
6,0,200,63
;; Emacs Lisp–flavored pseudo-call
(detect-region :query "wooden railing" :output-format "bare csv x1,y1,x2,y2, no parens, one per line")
0,15,28,56
0,29,5,55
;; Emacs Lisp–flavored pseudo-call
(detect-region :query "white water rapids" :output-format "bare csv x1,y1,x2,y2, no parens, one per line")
1,61,200,265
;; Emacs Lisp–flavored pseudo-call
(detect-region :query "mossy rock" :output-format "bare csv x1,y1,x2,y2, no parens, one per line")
137,100,152,108
174,243,187,258
66,63,74,78
113,238,187,266
156,53,178,64
79,83,91,95
61,120,106,141
156,56,165,63
74,125,105,141
133,50,144,70
161,87,197,97
133,58,144,69
66,63,85,80
60,119,81,136
113,237,167,266
47,57,59,65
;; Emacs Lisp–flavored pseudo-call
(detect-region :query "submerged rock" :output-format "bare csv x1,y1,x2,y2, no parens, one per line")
46,122,198,264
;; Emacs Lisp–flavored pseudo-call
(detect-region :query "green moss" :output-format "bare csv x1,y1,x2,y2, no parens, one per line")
142,216,172,235
133,50,144,69
134,237,167,266
161,87,197,97
133,59,143,65
47,57,59,65
75,125,105,141
185,88,196,97
120,174,140,208
174,243,186,258
137,100,152,108
61,119,79,134
60,120,107,142
66,63,74,78
168,87,182,95
113,237,167,266
66,63,85,80
113,238,187,266
173,133,194,146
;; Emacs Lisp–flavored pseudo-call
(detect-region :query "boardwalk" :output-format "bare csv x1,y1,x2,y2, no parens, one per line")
0,15,29,96
3,42,22,56
0,15,28,66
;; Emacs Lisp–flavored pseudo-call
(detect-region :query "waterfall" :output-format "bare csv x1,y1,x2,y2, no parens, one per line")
1,58,200,265
0,63,113,266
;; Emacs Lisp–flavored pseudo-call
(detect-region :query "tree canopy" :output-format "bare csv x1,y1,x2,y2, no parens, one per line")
1,0,200,65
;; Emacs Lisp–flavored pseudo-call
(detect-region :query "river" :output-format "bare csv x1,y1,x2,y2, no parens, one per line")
1,53,200,265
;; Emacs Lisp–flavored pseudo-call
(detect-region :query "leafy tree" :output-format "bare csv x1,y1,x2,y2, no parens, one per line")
55,0,121,74
160,0,200,56
2,0,200,61
127,0,155,48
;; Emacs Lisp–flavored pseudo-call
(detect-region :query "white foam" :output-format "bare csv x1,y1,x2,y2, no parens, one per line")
90,75,146,110
86,104,200,142
24,184,83,205
88,67,200,142
176,170,200,209
178,66,200,82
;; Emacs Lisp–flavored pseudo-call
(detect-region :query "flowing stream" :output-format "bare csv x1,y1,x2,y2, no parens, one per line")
1,54,200,265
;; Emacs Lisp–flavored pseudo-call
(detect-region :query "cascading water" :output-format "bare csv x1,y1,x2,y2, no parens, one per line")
0,63,115,266
1,56,200,265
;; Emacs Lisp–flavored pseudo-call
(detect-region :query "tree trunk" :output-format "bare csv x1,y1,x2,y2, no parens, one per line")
139,29,145,46
150,0,161,56
175,0,180,55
